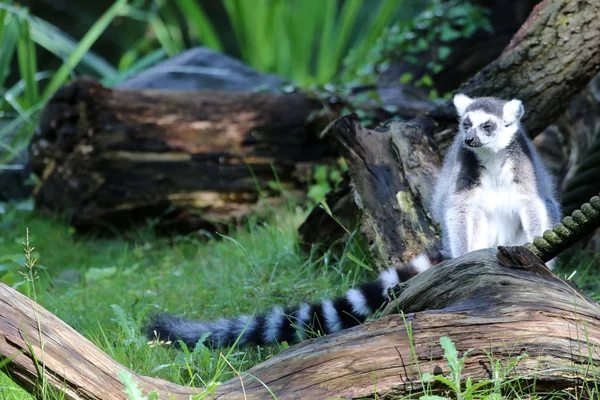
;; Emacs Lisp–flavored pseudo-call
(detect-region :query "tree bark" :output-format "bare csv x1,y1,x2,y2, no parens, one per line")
212,247,600,399
0,282,198,400
301,0,600,258
430,0,600,150
3,247,598,399
30,77,337,234
300,115,441,271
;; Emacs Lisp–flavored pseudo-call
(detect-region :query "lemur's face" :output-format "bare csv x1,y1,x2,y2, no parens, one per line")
453,93,524,153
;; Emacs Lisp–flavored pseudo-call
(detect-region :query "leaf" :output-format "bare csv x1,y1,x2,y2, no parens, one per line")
440,22,461,41
437,46,451,61
399,72,413,84
307,184,331,203
430,374,458,391
118,370,147,400
420,372,433,382
346,252,373,272
84,266,117,282
440,336,459,365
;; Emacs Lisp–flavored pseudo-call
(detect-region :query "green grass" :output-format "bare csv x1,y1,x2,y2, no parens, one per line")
0,199,599,399
0,200,372,398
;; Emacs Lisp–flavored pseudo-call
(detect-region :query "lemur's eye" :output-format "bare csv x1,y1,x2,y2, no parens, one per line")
482,123,493,132
462,118,472,129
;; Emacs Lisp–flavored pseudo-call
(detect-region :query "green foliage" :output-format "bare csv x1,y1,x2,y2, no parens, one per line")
0,201,372,398
307,159,348,204
119,370,159,400
151,0,416,86
349,0,492,90
0,1,126,165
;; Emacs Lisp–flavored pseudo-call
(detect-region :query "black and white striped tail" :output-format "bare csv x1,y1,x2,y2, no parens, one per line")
145,251,445,349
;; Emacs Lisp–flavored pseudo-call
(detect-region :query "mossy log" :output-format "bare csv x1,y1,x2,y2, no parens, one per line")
29,77,336,234
2,247,599,399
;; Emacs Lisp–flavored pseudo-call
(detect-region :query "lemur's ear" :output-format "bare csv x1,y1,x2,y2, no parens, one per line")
453,93,473,117
503,99,524,123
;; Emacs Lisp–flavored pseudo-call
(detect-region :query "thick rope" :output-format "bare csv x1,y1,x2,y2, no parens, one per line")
525,195,600,262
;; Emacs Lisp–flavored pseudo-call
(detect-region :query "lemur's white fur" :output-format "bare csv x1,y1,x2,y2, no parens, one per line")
431,94,561,267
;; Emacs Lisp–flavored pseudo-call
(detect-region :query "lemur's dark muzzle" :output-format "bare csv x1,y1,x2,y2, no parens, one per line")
464,130,482,148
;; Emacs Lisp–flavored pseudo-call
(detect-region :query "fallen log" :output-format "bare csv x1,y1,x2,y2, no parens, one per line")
300,0,600,259
29,77,337,234
214,247,600,399
0,281,198,399
2,246,599,399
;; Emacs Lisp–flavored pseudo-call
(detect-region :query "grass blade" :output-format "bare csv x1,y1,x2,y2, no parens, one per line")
41,0,128,100
223,0,246,60
159,0,184,49
344,0,401,75
103,48,167,87
323,0,362,82
316,0,337,83
174,0,223,51
0,13,18,93
16,16,39,109
272,0,291,79
290,0,320,83
0,3,118,80
149,15,179,56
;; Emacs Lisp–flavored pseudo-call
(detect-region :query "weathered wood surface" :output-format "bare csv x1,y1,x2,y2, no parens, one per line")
212,247,600,399
0,282,198,399
2,247,599,399
301,0,600,257
30,77,337,233
300,115,441,270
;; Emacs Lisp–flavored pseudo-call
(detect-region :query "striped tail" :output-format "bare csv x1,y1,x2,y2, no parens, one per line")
145,251,444,349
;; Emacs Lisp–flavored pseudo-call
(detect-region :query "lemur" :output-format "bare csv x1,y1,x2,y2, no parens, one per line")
146,94,561,349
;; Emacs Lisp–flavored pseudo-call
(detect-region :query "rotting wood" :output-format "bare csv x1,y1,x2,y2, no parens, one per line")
300,115,441,270
29,77,338,234
3,247,597,399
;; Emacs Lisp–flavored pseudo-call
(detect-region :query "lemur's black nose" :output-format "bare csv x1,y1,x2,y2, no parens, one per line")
465,137,474,145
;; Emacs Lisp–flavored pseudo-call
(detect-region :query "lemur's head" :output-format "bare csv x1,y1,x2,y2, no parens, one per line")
453,93,524,153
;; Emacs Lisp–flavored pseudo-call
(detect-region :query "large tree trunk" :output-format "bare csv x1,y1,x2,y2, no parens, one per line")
30,77,337,234
300,0,600,260
2,247,598,399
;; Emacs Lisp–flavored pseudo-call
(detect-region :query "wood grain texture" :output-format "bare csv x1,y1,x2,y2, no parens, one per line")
212,247,600,399
30,77,336,233
299,115,441,269
0,282,198,399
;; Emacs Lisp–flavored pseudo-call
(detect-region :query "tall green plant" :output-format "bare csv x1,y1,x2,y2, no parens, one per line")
0,1,128,165
168,0,412,86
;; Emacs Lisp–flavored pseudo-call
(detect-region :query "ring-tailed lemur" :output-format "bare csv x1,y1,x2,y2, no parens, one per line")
146,94,561,349
431,94,561,262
